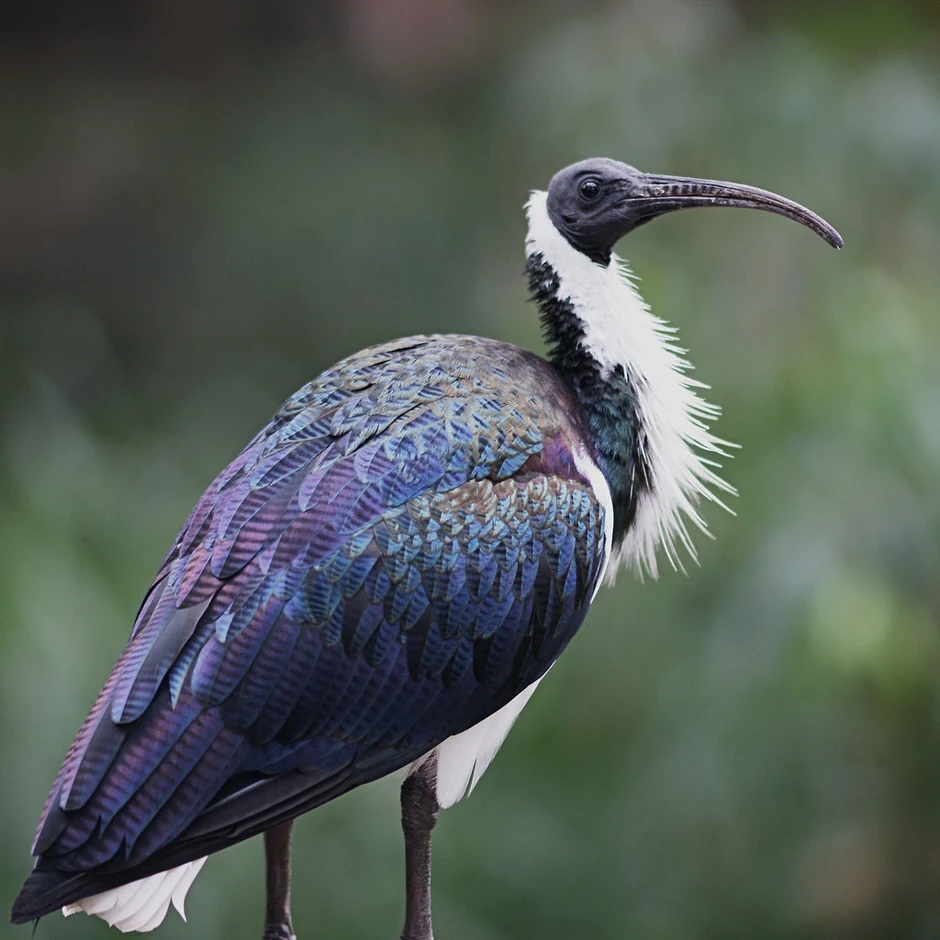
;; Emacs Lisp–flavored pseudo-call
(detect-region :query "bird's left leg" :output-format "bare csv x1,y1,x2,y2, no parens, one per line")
399,755,439,940
263,821,297,940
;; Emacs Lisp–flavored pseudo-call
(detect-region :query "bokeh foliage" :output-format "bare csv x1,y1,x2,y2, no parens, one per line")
2,2,940,937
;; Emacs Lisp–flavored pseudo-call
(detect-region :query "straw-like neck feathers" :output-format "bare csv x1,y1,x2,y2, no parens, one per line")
525,189,734,579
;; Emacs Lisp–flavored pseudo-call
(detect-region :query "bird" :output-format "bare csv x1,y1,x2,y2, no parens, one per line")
11,157,841,940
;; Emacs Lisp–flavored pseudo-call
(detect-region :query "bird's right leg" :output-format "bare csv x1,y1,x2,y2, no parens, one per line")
399,755,439,940
263,821,297,940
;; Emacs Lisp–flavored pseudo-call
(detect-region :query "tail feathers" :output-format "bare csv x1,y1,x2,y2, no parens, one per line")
11,867,78,925
62,858,207,933
11,858,207,932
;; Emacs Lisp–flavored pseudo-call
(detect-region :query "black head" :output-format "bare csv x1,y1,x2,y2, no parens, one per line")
546,157,843,265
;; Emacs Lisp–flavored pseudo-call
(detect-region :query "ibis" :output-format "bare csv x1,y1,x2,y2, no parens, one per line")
11,158,841,939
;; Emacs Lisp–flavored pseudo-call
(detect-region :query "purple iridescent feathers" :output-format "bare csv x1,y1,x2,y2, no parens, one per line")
15,335,607,920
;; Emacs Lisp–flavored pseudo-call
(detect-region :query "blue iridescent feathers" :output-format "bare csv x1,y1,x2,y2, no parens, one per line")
15,334,609,919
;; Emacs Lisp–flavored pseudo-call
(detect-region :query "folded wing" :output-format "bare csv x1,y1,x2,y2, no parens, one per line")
12,335,608,922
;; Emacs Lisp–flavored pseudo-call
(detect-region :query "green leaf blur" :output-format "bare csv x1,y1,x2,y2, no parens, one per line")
2,2,939,938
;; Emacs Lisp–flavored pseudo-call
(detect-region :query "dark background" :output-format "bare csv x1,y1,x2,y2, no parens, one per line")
3,2,940,937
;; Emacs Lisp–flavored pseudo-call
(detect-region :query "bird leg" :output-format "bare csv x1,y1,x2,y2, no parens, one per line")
399,755,439,940
263,821,297,940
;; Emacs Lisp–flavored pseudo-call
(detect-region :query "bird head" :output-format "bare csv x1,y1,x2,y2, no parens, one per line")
546,157,843,265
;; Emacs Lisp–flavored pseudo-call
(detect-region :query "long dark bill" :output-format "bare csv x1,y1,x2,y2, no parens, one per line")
626,174,843,249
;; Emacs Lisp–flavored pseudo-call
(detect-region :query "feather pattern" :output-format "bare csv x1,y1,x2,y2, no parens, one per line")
13,334,611,926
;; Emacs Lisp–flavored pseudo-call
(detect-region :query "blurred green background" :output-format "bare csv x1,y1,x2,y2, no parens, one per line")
2,1,940,938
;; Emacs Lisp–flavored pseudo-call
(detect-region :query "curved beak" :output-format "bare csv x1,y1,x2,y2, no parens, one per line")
621,173,843,249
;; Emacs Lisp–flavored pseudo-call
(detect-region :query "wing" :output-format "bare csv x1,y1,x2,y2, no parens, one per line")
12,335,608,920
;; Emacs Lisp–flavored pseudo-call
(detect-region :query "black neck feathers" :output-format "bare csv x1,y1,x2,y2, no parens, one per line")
525,252,651,546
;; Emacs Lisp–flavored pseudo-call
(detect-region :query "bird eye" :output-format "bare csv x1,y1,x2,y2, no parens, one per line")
578,178,601,201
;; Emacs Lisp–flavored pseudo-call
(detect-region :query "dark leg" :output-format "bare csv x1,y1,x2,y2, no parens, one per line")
400,756,439,940
263,821,297,940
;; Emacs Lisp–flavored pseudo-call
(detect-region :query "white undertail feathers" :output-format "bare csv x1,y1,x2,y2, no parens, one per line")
61,857,207,933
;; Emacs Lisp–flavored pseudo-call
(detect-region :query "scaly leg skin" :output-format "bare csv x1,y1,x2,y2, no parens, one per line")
399,756,440,940
263,821,297,940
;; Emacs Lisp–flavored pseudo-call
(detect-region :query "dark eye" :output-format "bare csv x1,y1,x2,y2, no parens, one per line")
578,178,601,201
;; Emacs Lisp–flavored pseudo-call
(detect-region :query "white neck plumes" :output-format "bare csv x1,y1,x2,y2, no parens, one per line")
525,190,735,579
